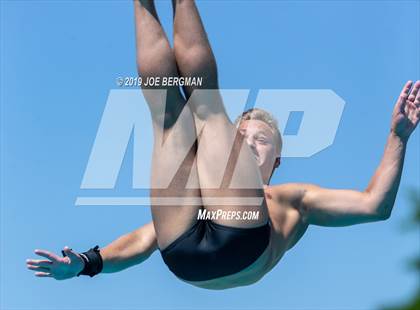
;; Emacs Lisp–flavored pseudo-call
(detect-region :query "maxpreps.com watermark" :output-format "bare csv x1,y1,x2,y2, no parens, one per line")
197,209,260,221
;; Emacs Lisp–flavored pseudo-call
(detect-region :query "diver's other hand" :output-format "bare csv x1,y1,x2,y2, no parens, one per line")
391,80,420,141
26,246,85,280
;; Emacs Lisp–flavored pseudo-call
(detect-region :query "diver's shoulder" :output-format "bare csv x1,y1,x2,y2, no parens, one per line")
264,183,306,205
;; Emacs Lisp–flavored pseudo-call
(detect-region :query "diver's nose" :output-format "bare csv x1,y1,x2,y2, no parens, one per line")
246,136,256,151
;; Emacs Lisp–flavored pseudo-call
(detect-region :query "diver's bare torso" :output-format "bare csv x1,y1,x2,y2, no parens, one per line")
182,184,308,290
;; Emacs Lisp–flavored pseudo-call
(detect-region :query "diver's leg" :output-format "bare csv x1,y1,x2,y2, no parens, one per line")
135,0,202,249
172,0,268,228
172,0,218,98
195,107,270,228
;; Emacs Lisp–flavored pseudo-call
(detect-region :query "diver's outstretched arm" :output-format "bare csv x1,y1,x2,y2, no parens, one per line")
280,81,420,227
99,221,157,273
26,222,157,280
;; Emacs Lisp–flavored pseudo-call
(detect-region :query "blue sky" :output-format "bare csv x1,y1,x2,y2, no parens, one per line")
1,1,419,309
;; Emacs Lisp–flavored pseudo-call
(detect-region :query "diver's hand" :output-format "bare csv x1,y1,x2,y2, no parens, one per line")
26,246,85,280
391,80,420,141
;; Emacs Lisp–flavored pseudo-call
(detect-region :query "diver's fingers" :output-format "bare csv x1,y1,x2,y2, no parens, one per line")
26,259,52,267
401,80,413,95
34,249,60,262
408,80,420,101
27,265,50,272
415,82,420,107
396,81,413,114
34,272,52,278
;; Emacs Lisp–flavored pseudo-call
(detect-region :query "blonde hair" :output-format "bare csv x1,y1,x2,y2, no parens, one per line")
234,108,282,155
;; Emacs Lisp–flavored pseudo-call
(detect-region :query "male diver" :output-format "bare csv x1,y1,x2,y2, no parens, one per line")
26,0,420,290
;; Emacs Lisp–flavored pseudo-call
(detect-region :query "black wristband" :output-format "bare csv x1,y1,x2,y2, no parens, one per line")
76,245,103,277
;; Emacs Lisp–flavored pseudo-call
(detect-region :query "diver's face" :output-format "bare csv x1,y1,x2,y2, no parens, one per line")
238,120,279,184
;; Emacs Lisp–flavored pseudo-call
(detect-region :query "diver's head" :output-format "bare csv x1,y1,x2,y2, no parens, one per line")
234,108,282,185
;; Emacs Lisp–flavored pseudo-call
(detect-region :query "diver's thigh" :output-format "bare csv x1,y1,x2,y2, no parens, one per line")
148,91,203,250
196,115,269,229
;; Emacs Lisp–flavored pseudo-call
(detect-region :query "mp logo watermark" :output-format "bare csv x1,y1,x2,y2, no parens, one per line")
75,89,345,206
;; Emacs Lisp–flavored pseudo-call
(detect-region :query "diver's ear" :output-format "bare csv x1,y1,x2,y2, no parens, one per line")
274,157,281,169
268,157,281,185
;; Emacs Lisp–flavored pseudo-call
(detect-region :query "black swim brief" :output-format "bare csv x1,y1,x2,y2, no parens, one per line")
160,219,271,281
